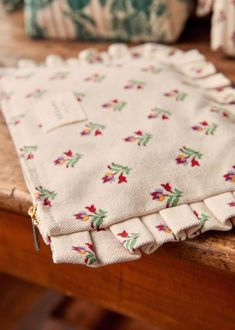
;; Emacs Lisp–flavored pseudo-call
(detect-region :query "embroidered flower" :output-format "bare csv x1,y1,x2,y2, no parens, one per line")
73,91,85,102
0,91,13,100
102,163,131,184
176,146,203,167
72,243,97,265
193,210,209,232
9,114,25,126
35,186,57,208
164,89,187,101
80,122,105,136
156,224,177,240
49,71,69,80
82,51,102,64
16,73,34,80
102,99,126,111
192,121,218,135
117,231,140,252
26,89,46,99
20,145,38,160
124,130,152,146
148,107,172,120
224,166,235,183
124,79,145,90
151,183,182,207
54,150,82,168
210,106,230,119
84,73,105,82
228,202,235,207
141,65,162,74
74,205,107,230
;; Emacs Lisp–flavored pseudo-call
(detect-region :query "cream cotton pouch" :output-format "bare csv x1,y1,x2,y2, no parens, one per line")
1,44,235,267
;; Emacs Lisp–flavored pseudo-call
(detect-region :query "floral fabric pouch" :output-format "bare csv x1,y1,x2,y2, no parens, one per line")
197,0,235,57
24,0,193,42
1,44,235,267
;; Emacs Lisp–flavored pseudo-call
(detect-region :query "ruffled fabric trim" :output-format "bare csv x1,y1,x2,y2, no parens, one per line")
12,43,235,266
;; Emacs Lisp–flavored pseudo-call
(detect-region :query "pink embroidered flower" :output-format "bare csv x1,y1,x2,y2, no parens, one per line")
176,147,203,167
84,73,105,82
192,121,218,135
124,130,152,146
164,89,187,101
20,145,38,160
148,107,171,120
116,231,140,252
49,72,69,80
35,186,57,208
102,163,131,184
81,122,105,136
151,183,182,207
74,205,107,230
102,99,126,111
224,166,235,183
54,150,81,168
156,224,177,240
72,243,97,265
124,79,145,90
26,89,46,99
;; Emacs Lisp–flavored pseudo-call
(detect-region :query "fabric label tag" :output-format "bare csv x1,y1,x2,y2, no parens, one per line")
35,91,87,132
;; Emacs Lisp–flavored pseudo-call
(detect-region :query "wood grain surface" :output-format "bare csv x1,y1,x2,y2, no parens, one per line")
0,210,235,330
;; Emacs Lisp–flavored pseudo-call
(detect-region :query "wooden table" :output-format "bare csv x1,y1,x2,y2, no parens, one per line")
0,8,234,330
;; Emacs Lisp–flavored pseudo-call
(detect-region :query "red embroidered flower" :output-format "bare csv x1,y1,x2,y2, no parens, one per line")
85,243,94,251
27,153,34,160
228,202,235,207
200,121,208,126
118,174,127,184
191,157,200,167
95,129,102,136
135,130,143,136
86,204,96,213
43,198,52,207
117,230,129,238
162,114,169,120
64,150,73,157
161,183,172,193
176,155,188,164
193,210,199,218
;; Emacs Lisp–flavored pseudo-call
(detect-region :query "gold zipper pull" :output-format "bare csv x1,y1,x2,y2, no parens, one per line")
28,205,40,251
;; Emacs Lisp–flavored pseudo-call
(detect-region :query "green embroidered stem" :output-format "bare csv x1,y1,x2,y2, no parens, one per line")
180,147,203,159
123,233,140,252
110,163,131,175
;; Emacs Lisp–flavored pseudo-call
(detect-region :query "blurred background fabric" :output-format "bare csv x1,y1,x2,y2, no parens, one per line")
0,0,234,56
1,0,194,41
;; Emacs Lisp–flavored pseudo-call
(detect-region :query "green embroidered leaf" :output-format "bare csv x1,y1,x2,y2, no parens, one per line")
123,233,140,252
171,196,180,207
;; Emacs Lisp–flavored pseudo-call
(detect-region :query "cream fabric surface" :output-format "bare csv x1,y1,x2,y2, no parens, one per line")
197,0,235,57
1,44,235,267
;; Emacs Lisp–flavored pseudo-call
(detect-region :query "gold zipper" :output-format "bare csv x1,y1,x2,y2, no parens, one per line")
28,205,40,251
